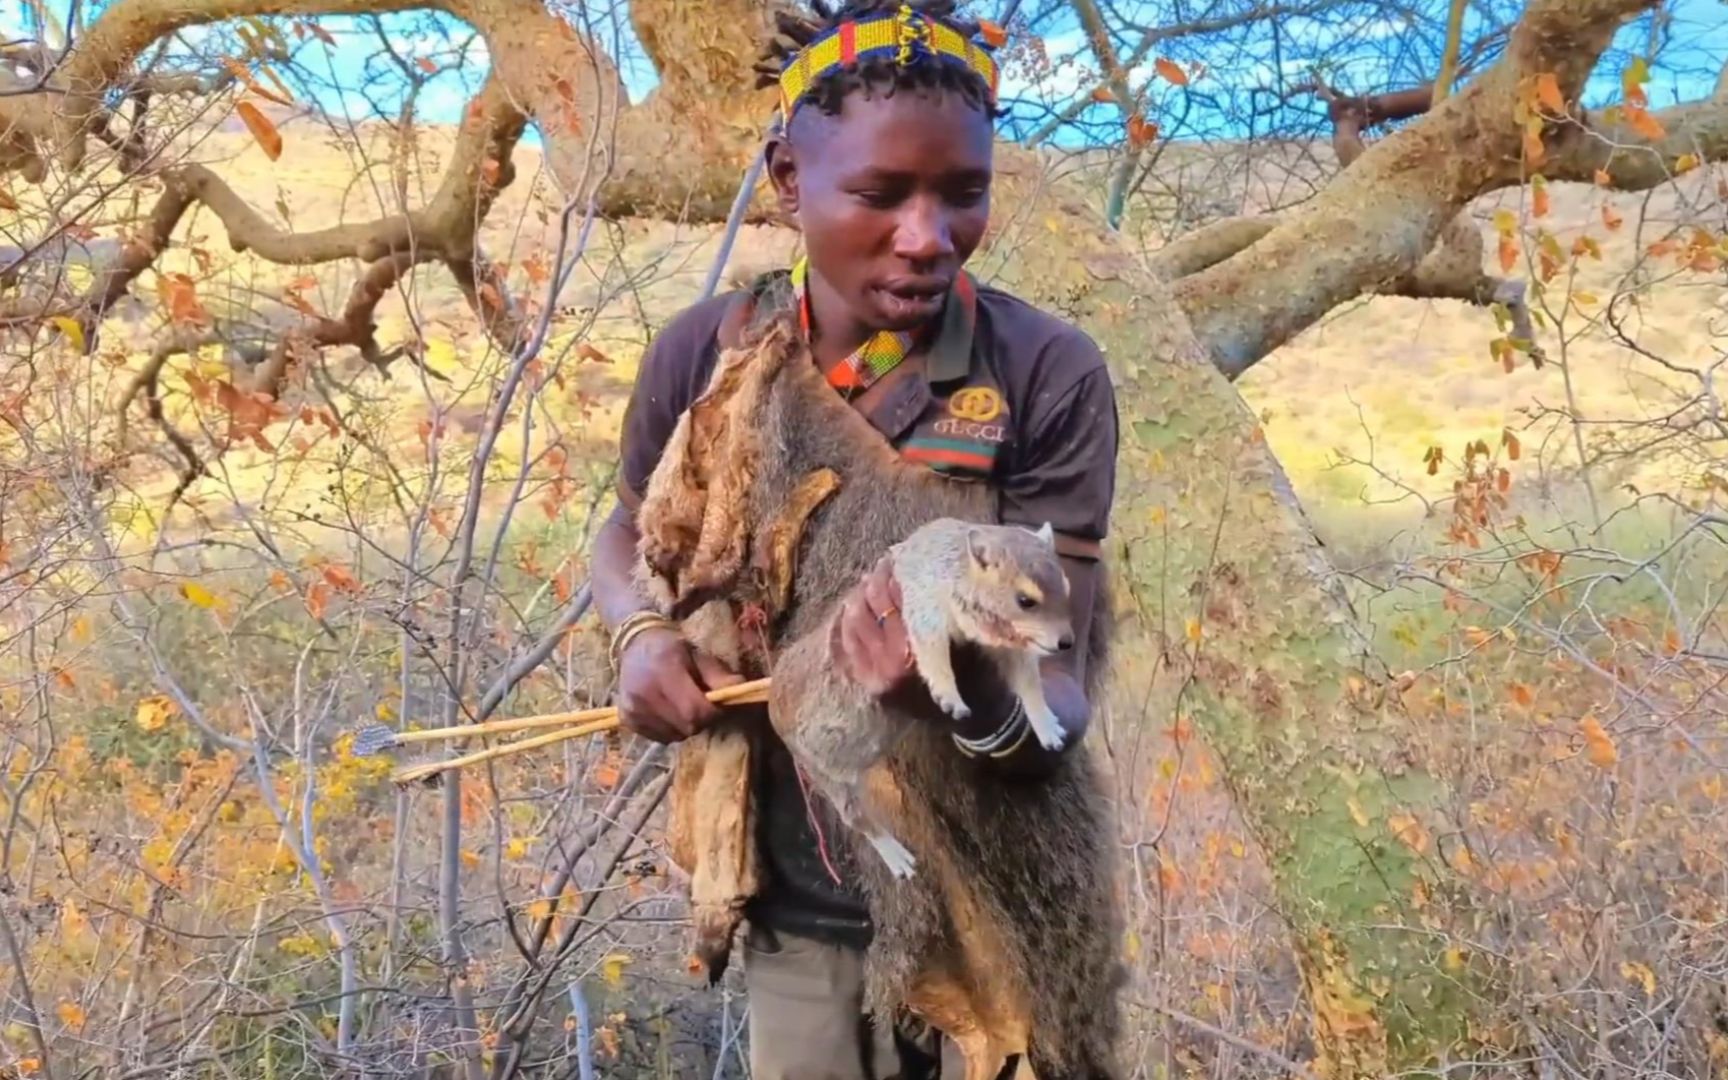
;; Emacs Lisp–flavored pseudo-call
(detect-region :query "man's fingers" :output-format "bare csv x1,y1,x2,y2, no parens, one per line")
691,650,746,690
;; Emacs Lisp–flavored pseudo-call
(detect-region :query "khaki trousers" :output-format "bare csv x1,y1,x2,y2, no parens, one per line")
742,924,977,1080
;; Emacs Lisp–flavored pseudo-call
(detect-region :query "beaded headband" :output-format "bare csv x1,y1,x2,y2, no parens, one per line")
776,4,1001,120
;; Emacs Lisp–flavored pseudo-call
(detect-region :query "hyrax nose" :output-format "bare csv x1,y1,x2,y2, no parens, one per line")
1057,632,1074,651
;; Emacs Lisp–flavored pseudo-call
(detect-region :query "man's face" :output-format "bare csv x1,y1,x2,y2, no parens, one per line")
769,86,994,333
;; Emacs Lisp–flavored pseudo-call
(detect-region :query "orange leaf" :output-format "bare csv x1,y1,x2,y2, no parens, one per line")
1625,104,1666,141
1509,683,1534,708
1535,72,1564,114
1579,716,1618,769
322,565,362,595
576,343,612,364
1594,168,1613,187
157,272,210,326
1154,57,1188,86
305,580,330,620
1498,233,1518,273
977,19,1007,48
1523,123,1546,167
1090,85,1114,103
1531,177,1550,218
416,56,438,74
236,101,282,161
1602,204,1623,231
1662,627,1682,656
1126,113,1158,149
221,58,293,107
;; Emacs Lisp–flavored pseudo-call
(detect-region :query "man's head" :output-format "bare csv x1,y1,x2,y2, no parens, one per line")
757,2,999,335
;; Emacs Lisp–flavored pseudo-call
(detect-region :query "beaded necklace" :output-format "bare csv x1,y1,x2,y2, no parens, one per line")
789,256,976,397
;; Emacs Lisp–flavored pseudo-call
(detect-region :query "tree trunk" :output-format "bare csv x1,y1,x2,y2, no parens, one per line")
982,149,1478,1077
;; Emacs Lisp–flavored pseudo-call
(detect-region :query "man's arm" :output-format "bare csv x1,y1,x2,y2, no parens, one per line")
591,299,745,743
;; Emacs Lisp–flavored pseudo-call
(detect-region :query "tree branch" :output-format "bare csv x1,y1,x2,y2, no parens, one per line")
1174,0,1654,375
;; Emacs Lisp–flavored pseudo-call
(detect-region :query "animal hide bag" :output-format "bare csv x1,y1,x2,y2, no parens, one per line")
635,299,1125,1080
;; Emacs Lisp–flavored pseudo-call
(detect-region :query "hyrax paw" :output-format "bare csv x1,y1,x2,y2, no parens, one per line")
932,692,971,721
868,833,918,879
1027,710,1067,752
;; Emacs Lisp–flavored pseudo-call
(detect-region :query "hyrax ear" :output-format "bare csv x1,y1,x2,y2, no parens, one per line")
966,527,994,570
1034,521,1055,548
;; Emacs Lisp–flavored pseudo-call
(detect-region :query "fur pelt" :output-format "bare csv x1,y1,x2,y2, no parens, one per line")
635,301,1125,1079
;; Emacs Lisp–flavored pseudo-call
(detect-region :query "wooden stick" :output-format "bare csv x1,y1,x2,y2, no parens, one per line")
390,679,772,785
381,678,771,747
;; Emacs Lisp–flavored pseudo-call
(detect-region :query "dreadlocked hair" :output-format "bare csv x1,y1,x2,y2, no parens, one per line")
752,1,1002,119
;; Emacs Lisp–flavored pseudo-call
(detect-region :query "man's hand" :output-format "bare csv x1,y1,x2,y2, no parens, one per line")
614,627,745,743
831,555,919,699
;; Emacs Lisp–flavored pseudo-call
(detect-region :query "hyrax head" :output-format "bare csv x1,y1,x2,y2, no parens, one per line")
964,522,1075,654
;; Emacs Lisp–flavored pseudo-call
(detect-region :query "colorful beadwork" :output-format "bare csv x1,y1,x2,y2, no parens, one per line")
777,4,1001,121
790,256,920,393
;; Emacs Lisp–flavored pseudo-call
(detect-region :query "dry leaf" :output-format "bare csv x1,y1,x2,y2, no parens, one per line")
1579,715,1618,769
0,187,18,211
1531,176,1550,218
135,694,178,732
51,316,85,352
1602,203,1623,231
416,56,438,74
305,580,331,620
1154,57,1188,86
56,1000,87,1032
236,101,283,161
1535,72,1564,114
179,582,219,609
1675,152,1700,174
600,952,632,987
977,19,1007,48
1126,113,1158,149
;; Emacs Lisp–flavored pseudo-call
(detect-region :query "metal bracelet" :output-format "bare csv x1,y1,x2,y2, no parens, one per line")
608,610,674,670
952,698,1027,758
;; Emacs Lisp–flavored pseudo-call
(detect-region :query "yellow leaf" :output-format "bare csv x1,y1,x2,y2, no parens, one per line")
1184,617,1202,643
135,694,178,733
1442,947,1468,972
1573,291,1599,307
1580,715,1618,769
1388,813,1430,855
1347,797,1370,829
1619,960,1655,998
56,1000,86,1032
460,849,480,869
179,581,219,609
1123,928,1141,961
69,615,91,644
527,896,555,921
1154,57,1188,86
505,837,529,861
236,101,283,161
1675,152,1700,174
51,316,85,352
600,952,632,987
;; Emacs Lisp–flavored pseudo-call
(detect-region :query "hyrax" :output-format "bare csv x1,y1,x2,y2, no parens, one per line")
772,517,1076,880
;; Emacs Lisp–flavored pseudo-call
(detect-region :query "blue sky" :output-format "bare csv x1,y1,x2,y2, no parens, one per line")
6,1,1726,150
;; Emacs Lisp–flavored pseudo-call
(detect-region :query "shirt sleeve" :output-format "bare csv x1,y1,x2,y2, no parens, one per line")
997,338,1120,561
615,297,731,513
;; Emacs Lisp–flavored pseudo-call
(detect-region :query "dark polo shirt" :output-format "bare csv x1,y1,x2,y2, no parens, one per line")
615,276,1119,945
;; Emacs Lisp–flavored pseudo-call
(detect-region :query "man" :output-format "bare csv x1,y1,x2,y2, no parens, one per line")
589,3,1119,1076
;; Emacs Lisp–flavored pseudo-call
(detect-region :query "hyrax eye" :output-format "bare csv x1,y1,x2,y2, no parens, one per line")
1015,592,1038,610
